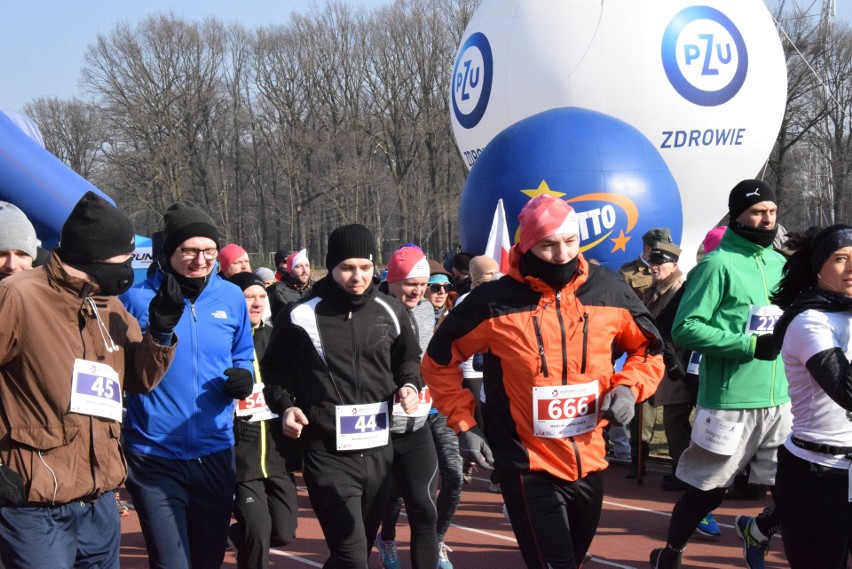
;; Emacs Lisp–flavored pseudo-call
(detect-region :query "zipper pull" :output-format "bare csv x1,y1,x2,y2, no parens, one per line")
191,302,198,322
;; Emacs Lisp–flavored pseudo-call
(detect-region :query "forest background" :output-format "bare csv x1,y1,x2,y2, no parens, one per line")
19,0,852,266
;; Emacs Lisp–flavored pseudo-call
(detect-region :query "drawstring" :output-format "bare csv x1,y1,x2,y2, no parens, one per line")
84,297,120,353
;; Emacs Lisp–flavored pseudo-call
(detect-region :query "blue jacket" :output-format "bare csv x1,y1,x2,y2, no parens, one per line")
121,269,255,459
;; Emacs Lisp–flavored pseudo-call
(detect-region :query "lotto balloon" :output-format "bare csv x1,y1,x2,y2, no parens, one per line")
459,107,682,270
450,0,786,266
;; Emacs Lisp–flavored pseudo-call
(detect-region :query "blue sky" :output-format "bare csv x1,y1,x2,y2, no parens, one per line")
1,0,848,112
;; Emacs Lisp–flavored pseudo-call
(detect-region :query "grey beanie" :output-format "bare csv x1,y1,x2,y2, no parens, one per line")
0,201,38,258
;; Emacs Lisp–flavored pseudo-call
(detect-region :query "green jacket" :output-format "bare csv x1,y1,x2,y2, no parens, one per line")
672,230,788,409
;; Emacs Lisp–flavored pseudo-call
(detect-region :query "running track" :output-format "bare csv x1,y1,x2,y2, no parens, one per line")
118,461,789,568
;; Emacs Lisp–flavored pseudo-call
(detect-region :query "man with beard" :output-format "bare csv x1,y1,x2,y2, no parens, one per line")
651,180,789,569
268,248,313,322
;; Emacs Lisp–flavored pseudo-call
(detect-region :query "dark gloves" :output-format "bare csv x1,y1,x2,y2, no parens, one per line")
224,367,254,399
0,464,25,506
458,425,494,470
663,344,686,382
147,272,185,336
753,334,780,361
600,385,636,425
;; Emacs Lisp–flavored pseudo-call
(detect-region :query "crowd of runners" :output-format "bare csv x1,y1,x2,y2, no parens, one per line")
0,178,850,569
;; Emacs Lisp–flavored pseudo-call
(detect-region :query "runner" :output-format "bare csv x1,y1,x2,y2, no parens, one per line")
422,194,664,569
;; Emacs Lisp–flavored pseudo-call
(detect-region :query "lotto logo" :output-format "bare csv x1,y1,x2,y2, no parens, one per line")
451,32,493,129
661,6,748,106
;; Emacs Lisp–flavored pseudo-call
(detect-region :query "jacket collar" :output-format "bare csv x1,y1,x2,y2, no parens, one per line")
44,251,98,299
508,244,589,294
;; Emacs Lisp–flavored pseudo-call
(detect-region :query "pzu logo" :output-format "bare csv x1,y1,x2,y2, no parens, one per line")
451,32,493,129
661,6,748,106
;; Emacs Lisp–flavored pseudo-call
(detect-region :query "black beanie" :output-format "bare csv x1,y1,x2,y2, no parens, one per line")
228,271,266,291
453,252,472,275
728,179,777,221
274,247,289,267
162,202,220,258
59,191,135,263
326,224,377,272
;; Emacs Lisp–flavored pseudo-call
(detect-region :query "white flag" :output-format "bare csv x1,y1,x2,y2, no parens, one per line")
484,199,511,274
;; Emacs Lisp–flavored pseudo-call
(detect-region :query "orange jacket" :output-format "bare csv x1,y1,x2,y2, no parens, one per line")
421,248,664,482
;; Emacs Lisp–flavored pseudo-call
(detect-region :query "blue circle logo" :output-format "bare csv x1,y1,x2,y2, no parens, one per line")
661,6,748,106
451,32,493,129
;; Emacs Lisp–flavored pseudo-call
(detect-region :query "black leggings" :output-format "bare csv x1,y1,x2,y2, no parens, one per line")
303,446,393,569
232,473,298,569
498,469,604,569
776,446,852,569
380,426,439,569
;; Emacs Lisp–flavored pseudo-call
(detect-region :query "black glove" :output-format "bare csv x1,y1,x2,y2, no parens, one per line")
147,272,185,335
224,367,254,399
753,334,780,361
600,385,636,425
458,426,494,470
0,464,25,506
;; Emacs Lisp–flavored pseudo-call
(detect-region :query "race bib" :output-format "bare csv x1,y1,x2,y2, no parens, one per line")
235,383,279,422
686,352,702,375
69,359,123,422
532,381,598,438
746,305,783,335
335,402,389,451
392,386,432,417
691,408,745,455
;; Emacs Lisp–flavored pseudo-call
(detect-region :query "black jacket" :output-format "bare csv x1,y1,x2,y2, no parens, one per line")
261,277,422,452
234,324,301,482
267,273,312,323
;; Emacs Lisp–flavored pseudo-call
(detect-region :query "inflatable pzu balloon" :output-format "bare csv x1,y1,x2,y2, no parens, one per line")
451,0,787,267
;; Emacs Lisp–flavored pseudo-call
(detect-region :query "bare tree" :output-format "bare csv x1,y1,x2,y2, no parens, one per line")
24,97,105,179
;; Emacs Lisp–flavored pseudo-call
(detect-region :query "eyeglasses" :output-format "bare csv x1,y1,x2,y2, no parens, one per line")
179,247,218,261
429,283,452,293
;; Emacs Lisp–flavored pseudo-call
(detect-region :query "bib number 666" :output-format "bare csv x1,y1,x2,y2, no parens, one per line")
546,396,592,420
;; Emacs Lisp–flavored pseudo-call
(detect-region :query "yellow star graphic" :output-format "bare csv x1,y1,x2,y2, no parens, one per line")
611,230,630,253
520,180,566,199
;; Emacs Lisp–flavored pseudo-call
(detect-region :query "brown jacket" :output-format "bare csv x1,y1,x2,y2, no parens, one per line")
0,253,175,504
618,258,653,299
642,269,689,406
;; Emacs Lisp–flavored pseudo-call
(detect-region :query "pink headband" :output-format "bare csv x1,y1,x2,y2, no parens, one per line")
517,194,580,253
386,245,429,284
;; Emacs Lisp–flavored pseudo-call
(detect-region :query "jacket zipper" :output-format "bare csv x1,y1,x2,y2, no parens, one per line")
580,312,589,374
532,316,549,378
350,311,361,402
555,293,568,385
756,251,777,406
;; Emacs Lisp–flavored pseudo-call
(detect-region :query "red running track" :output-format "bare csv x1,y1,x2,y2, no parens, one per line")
118,461,789,568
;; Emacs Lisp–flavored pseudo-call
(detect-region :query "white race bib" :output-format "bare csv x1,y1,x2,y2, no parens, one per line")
392,386,432,418
70,359,123,422
686,351,702,375
235,383,279,422
691,408,745,455
335,402,389,451
746,305,783,335
532,381,599,438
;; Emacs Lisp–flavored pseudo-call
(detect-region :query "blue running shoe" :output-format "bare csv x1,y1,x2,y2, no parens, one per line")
695,512,722,537
735,515,770,569
374,533,401,569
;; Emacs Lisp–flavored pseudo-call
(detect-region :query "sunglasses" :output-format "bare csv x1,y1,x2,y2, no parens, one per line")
429,283,452,293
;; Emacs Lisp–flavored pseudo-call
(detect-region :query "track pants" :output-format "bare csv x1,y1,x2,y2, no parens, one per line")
498,469,604,569
380,426,439,569
125,448,235,569
304,445,393,569
0,491,119,569
232,473,299,569
428,412,464,541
